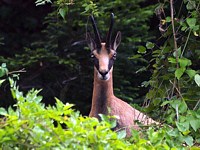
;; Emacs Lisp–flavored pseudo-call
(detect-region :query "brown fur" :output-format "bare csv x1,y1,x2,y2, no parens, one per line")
89,44,158,137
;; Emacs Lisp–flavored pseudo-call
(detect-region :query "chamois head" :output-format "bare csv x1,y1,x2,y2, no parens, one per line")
86,13,121,80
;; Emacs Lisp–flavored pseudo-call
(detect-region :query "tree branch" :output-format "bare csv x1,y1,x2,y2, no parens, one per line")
170,0,178,68
170,0,181,97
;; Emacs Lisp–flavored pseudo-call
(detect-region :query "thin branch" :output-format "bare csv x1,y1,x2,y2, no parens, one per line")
181,29,192,57
177,1,183,18
169,80,183,99
175,104,179,121
8,68,26,75
193,99,200,110
170,0,178,68
170,0,181,98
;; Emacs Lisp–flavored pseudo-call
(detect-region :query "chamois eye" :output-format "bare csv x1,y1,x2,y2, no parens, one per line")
90,53,95,58
112,52,117,60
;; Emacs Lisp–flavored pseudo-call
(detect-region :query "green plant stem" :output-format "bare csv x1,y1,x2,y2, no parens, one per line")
177,1,183,18
181,29,191,58
193,99,200,110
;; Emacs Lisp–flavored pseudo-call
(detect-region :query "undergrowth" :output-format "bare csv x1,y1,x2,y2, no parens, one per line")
0,64,199,149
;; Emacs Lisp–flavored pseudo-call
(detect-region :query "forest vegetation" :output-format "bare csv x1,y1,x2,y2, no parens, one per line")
0,0,200,149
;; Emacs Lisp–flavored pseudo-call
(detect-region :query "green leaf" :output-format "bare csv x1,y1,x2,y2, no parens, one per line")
0,107,7,116
35,0,45,6
192,25,199,31
181,26,187,31
190,146,200,150
184,136,194,146
179,58,192,68
186,18,196,29
1,63,6,68
175,67,186,80
173,47,181,57
185,69,196,78
109,117,117,129
98,114,110,122
59,7,68,20
0,68,6,78
117,129,126,139
0,79,5,86
35,0,52,6
190,119,200,132
146,42,154,49
179,101,188,113
176,121,189,132
194,74,200,86
169,100,187,113
168,57,176,64
161,101,171,106
186,1,196,10
128,54,142,60
182,130,191,136
165,16,171,22
137,46,146,54
136,67,147,73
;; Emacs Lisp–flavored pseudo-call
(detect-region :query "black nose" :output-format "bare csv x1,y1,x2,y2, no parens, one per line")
99,71,108,77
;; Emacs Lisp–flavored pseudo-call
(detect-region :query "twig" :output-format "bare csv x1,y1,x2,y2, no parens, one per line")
170,80,183,99
8,68,26,75
170,0,178,68
177,1,183,18
170,0,181,97
170,79,176,98
193,99,200,110
181,29,191,57
175,104,179,121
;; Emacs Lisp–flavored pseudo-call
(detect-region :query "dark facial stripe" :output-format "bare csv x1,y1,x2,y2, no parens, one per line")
108,59,114,71
94,58,99,70
93,58,114,73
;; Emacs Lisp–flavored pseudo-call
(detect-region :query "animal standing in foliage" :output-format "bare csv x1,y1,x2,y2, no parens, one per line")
86,13,157,136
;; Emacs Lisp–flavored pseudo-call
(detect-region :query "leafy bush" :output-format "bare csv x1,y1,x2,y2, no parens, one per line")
143,0,200,107
1,78,127,149
0,0,200,149
0,65,200,149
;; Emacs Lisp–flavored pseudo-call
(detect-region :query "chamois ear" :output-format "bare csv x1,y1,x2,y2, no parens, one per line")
86,32,96,51
113,31,121,51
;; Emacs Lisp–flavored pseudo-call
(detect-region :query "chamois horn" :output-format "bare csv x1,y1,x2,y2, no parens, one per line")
106,13,114,49
90,15,101,48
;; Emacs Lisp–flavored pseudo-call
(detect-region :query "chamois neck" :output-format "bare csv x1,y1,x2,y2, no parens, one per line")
93,67,114,97
90,67,114,117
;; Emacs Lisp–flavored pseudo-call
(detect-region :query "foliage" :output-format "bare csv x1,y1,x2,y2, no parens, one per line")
162,99,200,146
134,0,200,146
0,1,200,149
0,65,199,149
0,63,8,86
0,0,157,114
135,0,200,115
35,0,52,6
0,83,122,149
0,68,126,149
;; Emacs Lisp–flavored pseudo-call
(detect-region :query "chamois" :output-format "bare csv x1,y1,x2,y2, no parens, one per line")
86,13,157,136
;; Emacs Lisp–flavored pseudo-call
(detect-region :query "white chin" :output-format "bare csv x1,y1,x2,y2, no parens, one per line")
98,72,110,81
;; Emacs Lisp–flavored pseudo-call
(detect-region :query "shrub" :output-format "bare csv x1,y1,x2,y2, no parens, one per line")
0,65,199,149
0,78,129,149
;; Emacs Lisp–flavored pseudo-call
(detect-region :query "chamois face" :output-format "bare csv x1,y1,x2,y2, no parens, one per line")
86,13,121,80
91,43,116,80
87,32,121,81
